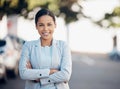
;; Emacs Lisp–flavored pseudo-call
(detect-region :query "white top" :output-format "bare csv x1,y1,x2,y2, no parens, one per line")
41,46,56,89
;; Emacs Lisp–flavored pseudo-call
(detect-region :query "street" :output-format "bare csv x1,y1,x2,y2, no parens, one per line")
1,52,120,89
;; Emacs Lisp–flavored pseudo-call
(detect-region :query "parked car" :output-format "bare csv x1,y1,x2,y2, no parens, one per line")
0,40,7,83
3,35,24,78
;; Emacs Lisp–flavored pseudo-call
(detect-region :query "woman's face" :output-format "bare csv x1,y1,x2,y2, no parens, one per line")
36,15,56,40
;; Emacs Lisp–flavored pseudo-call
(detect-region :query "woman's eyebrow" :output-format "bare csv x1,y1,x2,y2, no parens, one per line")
38,23,43,24
38,22,53,24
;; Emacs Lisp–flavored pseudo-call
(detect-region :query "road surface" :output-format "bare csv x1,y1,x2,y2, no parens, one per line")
1,52,120,89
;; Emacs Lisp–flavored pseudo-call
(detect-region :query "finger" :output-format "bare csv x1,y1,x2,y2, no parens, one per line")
26,63,30,68
26,60,30,68
64,81,67,83
26,60,32,68
36,79,40,82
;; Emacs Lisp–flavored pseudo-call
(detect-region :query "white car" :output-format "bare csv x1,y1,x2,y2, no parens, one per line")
0,55,7,83
3,35,24,78
3,49,19,78
0,40,7,83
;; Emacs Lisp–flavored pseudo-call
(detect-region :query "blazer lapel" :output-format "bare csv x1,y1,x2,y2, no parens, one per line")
51,39,59,68
34,38,41,68
34,39,60,69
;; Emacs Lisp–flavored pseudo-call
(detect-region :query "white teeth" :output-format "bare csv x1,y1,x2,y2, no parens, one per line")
43,32,49,36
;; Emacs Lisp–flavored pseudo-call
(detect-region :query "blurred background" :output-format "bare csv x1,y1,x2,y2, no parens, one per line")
0,0,120,89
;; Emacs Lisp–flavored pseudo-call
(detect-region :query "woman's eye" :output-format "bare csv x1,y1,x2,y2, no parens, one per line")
39,24,43,26
48,24,52,26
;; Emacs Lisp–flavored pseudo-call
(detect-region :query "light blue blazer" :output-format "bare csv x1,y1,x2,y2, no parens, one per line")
19,38,72,89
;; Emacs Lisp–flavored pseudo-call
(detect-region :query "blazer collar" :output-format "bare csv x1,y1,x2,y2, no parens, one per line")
34,38,58,68
35,38,57,47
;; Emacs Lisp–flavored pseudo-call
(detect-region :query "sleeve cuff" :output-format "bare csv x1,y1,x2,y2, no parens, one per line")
37,69,50,78
40,78,53,85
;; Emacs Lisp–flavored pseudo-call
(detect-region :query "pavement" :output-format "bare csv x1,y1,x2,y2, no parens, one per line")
69,52,120,89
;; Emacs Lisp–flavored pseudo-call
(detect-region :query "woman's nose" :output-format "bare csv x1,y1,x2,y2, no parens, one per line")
44,26,48,30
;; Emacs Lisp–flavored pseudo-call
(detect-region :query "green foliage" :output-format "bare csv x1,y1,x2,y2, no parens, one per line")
0,0,27,16
96,6,120,28
24,0,80,23
113,7,120,16
26,0,59,11
1,0,119,28
0,0,81,24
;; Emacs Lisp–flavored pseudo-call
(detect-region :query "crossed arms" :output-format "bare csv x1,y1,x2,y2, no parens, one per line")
19,42,72,85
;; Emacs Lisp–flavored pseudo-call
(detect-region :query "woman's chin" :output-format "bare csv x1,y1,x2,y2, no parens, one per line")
41,37,51,40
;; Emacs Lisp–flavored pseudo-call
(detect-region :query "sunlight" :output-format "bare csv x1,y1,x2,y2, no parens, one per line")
0,15,7,39
80,0,119,21
69,18,113,53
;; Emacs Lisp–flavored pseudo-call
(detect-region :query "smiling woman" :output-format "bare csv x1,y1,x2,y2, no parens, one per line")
35,15,56,44
19,8,72,89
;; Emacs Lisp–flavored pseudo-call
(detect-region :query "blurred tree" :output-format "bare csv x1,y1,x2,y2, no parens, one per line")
0,0,120,27
0,0,84,24
0,0,120,43
96,6,120,28
0,0,27,20
0,0,85,42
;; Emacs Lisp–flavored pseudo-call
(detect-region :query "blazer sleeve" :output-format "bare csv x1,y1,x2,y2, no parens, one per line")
40,42,72,85
19,42,50,80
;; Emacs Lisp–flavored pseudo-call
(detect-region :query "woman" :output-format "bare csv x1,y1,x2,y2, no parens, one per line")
19,8,72,89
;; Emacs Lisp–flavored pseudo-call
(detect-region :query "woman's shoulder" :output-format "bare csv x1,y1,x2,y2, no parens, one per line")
54,39,70,52
55,39,68,47
23,39,38,46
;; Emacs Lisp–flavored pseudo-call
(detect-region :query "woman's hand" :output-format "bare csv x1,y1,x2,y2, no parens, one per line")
26,60,32,69
50,69,59,75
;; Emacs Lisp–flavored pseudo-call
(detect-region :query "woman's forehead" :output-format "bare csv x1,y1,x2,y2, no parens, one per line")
37,15,54,23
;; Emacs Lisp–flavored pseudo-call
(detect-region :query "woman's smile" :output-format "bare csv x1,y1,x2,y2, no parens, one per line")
42,31,50,36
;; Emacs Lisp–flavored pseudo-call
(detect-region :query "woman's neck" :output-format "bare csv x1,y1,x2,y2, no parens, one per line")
40,38,52,47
